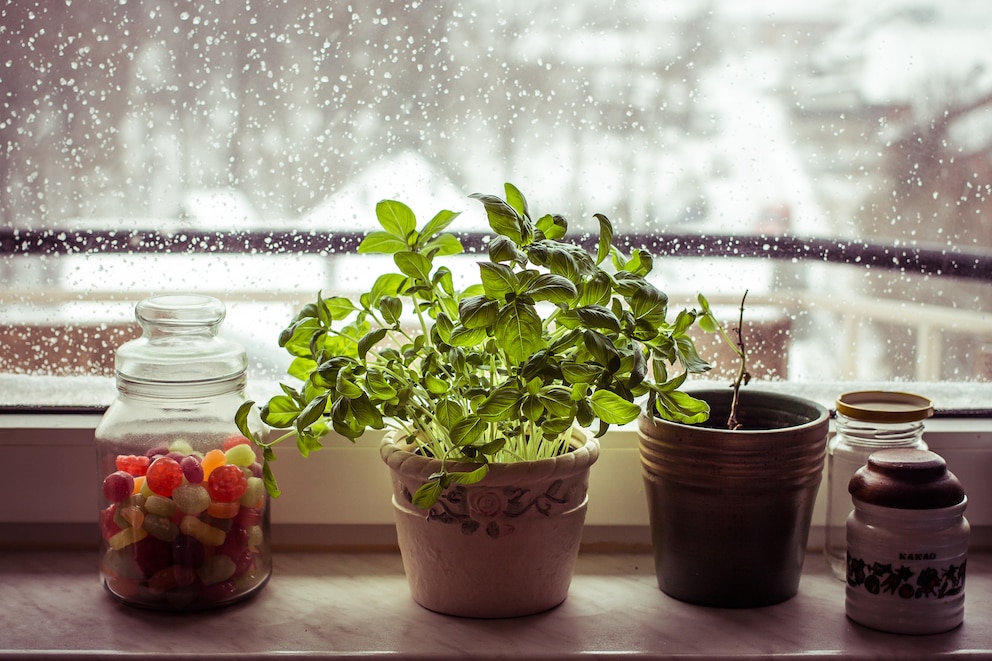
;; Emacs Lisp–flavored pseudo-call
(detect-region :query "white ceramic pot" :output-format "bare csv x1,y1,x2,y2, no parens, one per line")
380,428,599,618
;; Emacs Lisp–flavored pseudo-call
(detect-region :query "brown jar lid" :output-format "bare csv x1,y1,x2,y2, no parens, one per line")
849,448,965,509
836,391,934,423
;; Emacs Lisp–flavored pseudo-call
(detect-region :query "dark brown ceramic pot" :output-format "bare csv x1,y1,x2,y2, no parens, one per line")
638,389,829,608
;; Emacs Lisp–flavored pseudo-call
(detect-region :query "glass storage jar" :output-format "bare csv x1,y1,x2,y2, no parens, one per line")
824,391,932,580
95,294,270,610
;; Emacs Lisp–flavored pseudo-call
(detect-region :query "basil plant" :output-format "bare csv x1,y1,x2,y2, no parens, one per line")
238,183,712,507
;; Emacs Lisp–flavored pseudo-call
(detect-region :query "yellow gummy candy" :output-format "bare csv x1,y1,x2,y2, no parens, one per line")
179,515,226,547
108,526,148,551
119,505,144,530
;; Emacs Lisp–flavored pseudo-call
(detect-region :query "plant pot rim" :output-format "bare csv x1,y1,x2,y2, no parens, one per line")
640,387,829,435
380,427,600,479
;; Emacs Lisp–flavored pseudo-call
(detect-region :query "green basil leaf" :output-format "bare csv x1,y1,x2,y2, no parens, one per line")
260,395,302,428
470,192,524,244
448,325,488,347
412,478,445,510
357,327,388,359
561,361,603,384
525,272,577,304
578,271,612,307
538,385,574,418
378,295,402,326
450,415,486,446
375,199,417,239
335,370,365,399
235,401,256,441
458,295,499,329
535,213,567,240
261,461,281,499
447,462,490,485
476,382,522,421
434,397,465,429
349,393,384,429
420,209,460,243
368,273,406,306
425,374,449,395
296,392,329,431
631,285,669,325
521,395,545,422
594,213,614,266
488,235,527,263
653,389,711,425
422,232,464,257
676,334,712,374
504,182,529,220
358,230,408,255
288,356,318,381
280,317,322,357
583,330,621,372
494,300,543,364
479,261,518,300
394,251,433,282
364,369,397,402
321,296,357,321
590,389,641,424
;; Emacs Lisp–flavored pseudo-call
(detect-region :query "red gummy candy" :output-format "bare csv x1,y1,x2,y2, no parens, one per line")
145,457,184,497
222,435,251,451
234,506,262,528
207,464,248,503
115,454,150,477
131,536,173,577
103,471,135,503
101,505,123,540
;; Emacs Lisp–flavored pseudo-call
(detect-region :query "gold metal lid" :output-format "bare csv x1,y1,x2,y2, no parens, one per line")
836,391,934,423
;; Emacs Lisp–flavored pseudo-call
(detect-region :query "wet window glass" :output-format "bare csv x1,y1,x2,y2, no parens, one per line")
2,1,990,409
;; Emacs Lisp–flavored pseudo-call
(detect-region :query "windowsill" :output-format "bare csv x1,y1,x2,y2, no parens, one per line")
1,549,990,659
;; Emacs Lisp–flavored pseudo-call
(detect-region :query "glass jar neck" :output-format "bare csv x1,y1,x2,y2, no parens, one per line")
835,413,925,447
117,372,248,400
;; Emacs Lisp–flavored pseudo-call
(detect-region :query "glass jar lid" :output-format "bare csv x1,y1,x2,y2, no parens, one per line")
115,294,247,383
836,391,934,423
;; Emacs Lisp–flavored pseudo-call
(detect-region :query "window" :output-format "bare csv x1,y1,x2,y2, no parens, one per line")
2,0,991,412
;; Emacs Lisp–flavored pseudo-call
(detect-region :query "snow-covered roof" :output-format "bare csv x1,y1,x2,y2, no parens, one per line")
299,151,490,233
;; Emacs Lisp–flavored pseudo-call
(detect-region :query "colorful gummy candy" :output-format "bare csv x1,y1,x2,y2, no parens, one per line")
145,457,184,497
207,464,248,503
102,471,135,503
99,436,268,609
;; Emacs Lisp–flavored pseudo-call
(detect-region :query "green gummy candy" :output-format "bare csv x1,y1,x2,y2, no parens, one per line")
172,484,211,514
197,554,236,586
169,438,196,455
224,443,256,468
144,495,177,518
142,513,178,542
239,477,265,506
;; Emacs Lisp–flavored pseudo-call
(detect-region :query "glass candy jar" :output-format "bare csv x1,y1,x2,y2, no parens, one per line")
95,294,270,610
824,391,932,580
845,448,969,634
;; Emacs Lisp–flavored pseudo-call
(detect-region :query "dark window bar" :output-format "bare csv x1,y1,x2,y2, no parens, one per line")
2,227,991,282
